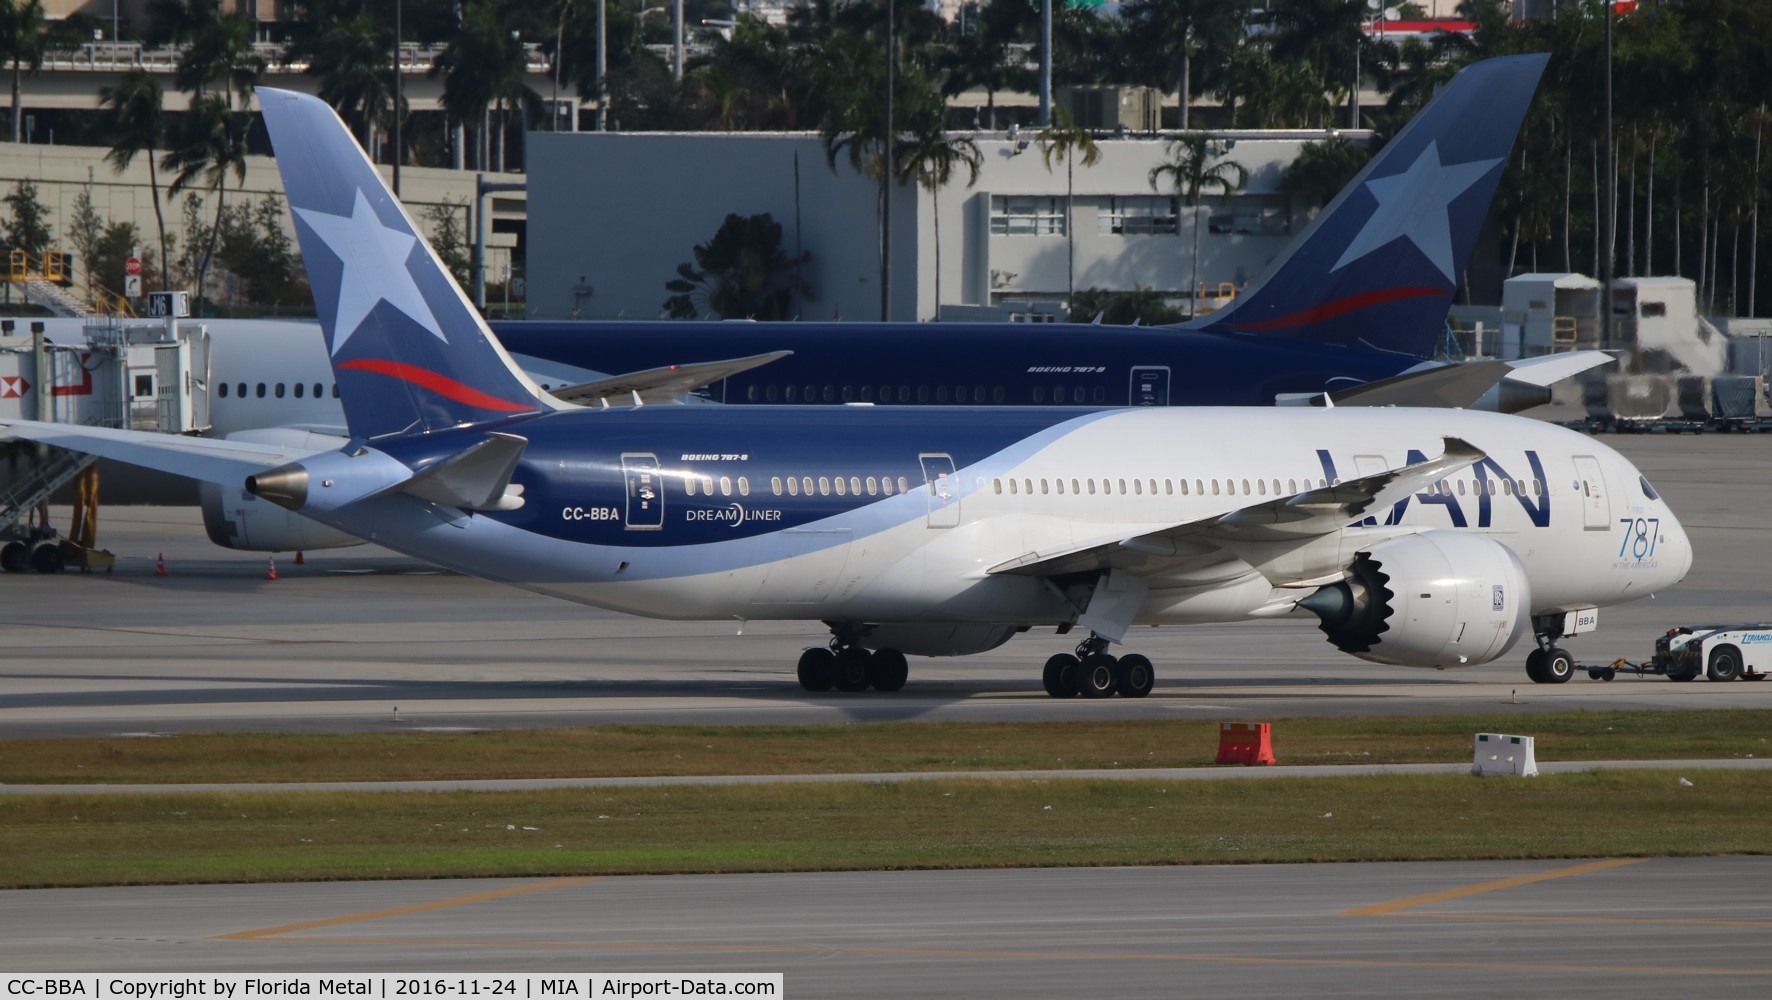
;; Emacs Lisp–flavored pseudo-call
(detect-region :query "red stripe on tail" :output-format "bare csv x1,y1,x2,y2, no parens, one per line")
338,358,535,413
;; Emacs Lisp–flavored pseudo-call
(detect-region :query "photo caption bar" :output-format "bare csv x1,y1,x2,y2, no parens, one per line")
3,976,783,1000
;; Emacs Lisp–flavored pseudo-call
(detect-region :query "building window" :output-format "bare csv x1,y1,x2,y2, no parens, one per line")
1207,194,1292,235
1099,195,1178,236
990,195,1066,236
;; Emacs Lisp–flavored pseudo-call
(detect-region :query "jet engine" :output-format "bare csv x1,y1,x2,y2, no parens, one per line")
1298,531,1532,667
196,428,360,552
860,623,1020,657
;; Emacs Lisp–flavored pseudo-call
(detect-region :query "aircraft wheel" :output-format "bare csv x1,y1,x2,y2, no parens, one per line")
1076,654,1118,698
30,542,63,575
1707,645,1742,682
1524,648,1549,684
1114,654,1155,698
1042,654,1080,698
832,648,873,692
796,647,835,692
1543,648,1575,684
868,648,909,692
0,541,26,573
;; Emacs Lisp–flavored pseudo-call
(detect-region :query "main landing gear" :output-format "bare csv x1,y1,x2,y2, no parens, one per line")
1041,633,1154,699
796,643,910,693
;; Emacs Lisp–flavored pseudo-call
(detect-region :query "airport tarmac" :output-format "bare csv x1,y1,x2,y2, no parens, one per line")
3,857,1769,996
2,434,1770,737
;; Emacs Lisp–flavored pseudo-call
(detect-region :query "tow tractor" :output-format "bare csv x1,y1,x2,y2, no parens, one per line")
1580,624,1772,682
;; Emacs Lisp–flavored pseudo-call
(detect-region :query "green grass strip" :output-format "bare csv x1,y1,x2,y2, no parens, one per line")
5,770,1770,889
5,710,1769,785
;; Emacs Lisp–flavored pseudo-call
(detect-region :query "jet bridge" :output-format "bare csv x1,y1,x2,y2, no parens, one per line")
0,315,211,572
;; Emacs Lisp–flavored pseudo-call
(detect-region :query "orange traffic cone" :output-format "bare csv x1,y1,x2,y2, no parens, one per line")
154,552,166,577
294,550,305,565
265,555,278,581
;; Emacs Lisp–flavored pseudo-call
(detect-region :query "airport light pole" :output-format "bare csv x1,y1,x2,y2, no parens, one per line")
882,0,894,321
1601,0,1614,349
393,0,403,196
1038,0,1051,127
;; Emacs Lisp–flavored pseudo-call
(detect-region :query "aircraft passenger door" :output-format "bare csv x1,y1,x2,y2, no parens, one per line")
1572,455,1610,530
919,453,960,528
1129,366,1170,406
621,452,665,530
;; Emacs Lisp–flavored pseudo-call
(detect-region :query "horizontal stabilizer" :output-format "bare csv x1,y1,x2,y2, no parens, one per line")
0,418,320,487
400,432,529,511
551,351,792,405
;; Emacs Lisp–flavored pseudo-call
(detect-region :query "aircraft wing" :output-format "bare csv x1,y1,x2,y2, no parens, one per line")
1502,351,1615,387
550,351,792,405
0,419,323,488
1319,361,1515,408
988,437,1485,579
1309,351,1613,409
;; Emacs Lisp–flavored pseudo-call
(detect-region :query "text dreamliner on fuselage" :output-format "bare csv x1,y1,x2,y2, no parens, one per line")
0,82,1689,699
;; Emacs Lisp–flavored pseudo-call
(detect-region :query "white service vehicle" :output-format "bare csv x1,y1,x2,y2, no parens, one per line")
1652,625,1772,682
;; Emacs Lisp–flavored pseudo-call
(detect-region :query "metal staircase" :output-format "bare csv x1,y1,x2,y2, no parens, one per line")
0,441,96,534
22,278,94,317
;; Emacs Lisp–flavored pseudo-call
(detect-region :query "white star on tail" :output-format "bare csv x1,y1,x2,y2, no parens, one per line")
295,189,446,355
1332,141,1502,283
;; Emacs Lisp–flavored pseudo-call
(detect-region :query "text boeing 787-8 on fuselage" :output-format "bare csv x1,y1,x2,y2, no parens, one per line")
0,87,1691,697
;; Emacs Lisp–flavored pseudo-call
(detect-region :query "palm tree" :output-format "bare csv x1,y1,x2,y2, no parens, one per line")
0,0,46,143
1149,133,1246,317
1036,107,1099,303
163,94,247,309
663,212,812,320
1218,48,1332,128
691,17,800,131
164,3,264,109
433,0,535,170
1263,0,1365,126
1280,134,1368,210
896,122,981,318
98,70,171,291
296,10,399,158
1120,0,1245,130
938,0,1032,130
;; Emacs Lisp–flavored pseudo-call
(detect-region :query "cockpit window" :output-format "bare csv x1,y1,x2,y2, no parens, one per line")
1640,475,1660,501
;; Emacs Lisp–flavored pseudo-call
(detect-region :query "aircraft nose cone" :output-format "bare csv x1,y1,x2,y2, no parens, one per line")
1664,509,1694,587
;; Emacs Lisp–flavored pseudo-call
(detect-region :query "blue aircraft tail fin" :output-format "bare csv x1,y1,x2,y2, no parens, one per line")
256,88,551,440
1181,53,1549,356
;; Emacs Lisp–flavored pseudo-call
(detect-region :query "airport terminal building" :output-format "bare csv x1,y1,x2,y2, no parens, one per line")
525,129,1364,323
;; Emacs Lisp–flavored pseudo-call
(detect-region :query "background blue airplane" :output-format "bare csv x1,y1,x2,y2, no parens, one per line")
490,54,1564,413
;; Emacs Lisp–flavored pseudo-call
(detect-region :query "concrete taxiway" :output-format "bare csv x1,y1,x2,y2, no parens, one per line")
3,857,1769,996
1,434,1769,737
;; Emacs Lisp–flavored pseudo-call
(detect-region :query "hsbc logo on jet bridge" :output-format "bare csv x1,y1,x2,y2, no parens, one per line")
1317,449,1551,529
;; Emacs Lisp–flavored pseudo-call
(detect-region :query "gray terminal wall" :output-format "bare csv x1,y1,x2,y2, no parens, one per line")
525,130,1336,323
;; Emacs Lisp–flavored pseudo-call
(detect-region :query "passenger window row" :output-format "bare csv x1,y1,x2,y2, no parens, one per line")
681,474,917,499
216,382,340,400
987,475,1549,498
743,384,1106,405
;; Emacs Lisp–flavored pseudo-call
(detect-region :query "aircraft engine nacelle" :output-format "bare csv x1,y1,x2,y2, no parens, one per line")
1299,531,1532,667
198,481,362,552
197,427,360,552
862,623,1020,657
